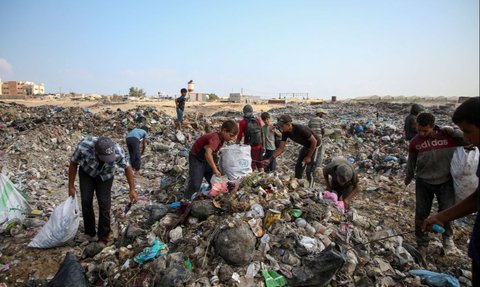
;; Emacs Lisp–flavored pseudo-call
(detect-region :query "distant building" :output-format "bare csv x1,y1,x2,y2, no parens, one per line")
458,96,474,103
188,92,209,102
1,80,45,96
229,93,261,103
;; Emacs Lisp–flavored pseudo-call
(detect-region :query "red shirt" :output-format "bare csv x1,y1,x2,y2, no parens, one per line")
237,118,263,150
191,132,224,160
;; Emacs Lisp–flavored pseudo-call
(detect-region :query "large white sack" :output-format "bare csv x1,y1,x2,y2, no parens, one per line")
451,146,479,203
29,196,80,248
0,173,31,232
219,144,252,180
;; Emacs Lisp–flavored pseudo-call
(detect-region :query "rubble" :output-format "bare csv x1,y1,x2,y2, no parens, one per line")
0,101,475,286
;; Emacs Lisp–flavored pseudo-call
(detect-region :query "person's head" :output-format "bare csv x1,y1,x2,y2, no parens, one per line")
452,97,480,146
219,120,238,142
261,112,271,125
416,112,435,137
243,104,254,118
140,125,150,133
277,114,293,132
410,104,424,116
336,163,354,187
95,137,116,163
181,88,187,96
316,108,327,117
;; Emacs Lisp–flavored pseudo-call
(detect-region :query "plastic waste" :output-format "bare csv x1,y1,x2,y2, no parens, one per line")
134,239,169,264
409,269,460,287
288,247,345,286
451,147,479,203
0,173,31,233
48,252,89,287
432,224,445,234
28,196,80,248
219,144,252,180
262,270,287,287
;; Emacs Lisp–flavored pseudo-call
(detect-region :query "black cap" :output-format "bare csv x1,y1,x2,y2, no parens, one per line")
277,114,292,125
95,137,116,163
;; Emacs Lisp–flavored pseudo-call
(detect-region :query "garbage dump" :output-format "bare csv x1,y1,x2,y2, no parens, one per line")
0,100,476,286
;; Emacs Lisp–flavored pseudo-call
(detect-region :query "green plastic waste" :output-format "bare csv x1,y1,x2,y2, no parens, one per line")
184,259,192,271
262,270,287,287
289,209,302,218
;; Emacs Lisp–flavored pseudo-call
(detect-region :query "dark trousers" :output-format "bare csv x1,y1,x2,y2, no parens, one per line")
473,260,480,287
126,137,141,171
184,153,213,199
415,178,454,247
263,149,277,172
79,169,113,240
295,145,321,181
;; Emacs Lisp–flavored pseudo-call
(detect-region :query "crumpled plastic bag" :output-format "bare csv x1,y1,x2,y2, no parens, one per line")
323,191,345,212
451,146,479,203
0,173,31,233
28,196,80,248
409,269,460,287
48,252,89,287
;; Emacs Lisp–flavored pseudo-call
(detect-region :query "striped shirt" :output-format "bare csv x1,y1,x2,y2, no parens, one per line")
71,136,129,181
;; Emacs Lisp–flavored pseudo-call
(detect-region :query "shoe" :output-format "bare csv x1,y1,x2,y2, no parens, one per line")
99,233,113,245
442,237,455,255
76,233,96,243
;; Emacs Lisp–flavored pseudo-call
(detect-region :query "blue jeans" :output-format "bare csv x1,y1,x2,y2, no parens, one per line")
176,108,184,122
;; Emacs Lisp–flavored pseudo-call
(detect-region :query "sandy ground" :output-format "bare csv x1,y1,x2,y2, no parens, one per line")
0,98,284,116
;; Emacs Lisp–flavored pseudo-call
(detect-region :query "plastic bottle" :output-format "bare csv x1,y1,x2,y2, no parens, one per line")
432,224,445,234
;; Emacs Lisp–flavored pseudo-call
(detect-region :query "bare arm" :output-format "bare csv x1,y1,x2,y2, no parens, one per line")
342,184,360,206
125,166,138,202
205,146,221,177
272,140,286,159
141,138,148,155
68,162,78,197
303,135,318,163
423,191,477,231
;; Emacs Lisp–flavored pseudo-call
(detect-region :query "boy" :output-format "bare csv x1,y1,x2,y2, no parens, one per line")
261,112,281,172
126,126,149,176
424,97,480,286
184,120,238,199
264,115,320,182
175,88,187,130
236,105,264,172
405,112,464,255
323,156,360,209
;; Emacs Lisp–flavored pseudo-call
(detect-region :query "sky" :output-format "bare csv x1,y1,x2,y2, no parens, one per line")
0,0,478,99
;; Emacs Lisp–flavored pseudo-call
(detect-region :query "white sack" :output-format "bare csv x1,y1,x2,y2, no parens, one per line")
219,144,252,180
451,146,479,203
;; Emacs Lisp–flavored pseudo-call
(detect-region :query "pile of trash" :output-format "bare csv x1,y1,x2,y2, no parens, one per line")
0,100,474,286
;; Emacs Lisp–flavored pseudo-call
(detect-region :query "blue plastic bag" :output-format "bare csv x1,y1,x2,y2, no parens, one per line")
409,269,460,287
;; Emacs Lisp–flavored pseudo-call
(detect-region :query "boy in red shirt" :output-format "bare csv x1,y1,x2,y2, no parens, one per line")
184,120,238,199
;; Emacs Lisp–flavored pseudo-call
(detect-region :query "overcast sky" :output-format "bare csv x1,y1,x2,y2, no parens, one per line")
0,0,478,99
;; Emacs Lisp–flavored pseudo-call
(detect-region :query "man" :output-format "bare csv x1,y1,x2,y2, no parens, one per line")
264,115,320,182
323,157,360,209
423,97,480,286
175,88,187,130
308,108,328,177
404,104,424,141
405,112,463,255
184,120,238,200
237,105,264,172
126,126,149,176
69,136,137,243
